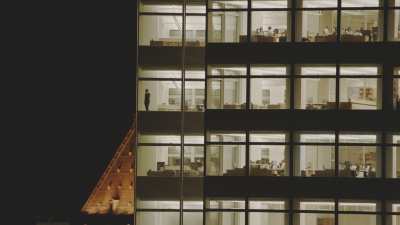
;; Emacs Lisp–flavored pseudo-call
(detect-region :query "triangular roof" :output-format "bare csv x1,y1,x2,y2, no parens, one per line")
81,126,135,215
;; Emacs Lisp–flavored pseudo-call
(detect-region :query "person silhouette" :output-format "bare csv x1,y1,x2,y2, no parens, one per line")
144,89,150,111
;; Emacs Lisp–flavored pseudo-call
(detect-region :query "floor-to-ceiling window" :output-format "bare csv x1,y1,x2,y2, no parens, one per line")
250,132,289,176
338,133,381,178
293,199,335,225
250,65,290,109
295,65,337,109
294,132,336,177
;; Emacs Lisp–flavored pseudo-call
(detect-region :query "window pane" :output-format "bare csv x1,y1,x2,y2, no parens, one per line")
250,145,289,176
338,146,380,178
138,68,181,79
250,132,288,142
184,146,204,176
137,212,180,225
209,0,248,9
208,11,248,43
340,10,381,42
341,0,380,7
137,200,180,209
139,134,181,144
249,199,288,209
389,10,400,41
339,201,379,212
206,212,246,225
138,80,182,111
137,146,181,176
185,81,205,112
139,15,183,46
300,0,338,8
388,146,400,178
139,1,182,13
207,79,247,109
296,78,336,109
251,78,289,109
298,10,337,42
295,199,335,211
297,133,336,143
294,213,335,225
251,65,288,76
209,132,246,142
206,145,246,175
339,133,377,143
187,0,206,13
394,78,400,110
300,65,337,76
340,66,380,76
339,78,379,110
252,0,289,8
295,145,335,177
186,16,206,47
208,65,247,76
184,201,204,209
338,215,379,225
249,212,289,225
186,69,205,79
184,135,205,144
208,199,246,209
251,11,289,43
184,212,203,225
390,215,400,225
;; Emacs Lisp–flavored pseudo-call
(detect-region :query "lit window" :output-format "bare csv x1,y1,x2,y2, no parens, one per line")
206,145,246,175
339,65,381,110
338,134,380,178
340,10,381,42
293,199,335,225
338,201,380,225
251,11,289,43
297,10,337,42
208,11,248,43
295,132,336,177
139,15,183,46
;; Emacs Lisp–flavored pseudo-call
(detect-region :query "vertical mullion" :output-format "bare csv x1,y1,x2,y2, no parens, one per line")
384,0,389,41
381,131,386,179
288,198,294,225
335,130,339,177
247,0,251,44
336,63,340,110
247,64,251,110
337,0,342,43
290,63,295,111
246,131,250,176
289,130,294,177
203,1,209,224
181,2,186,225
134,0,140,224
382,199,387,225
335,199,339,225
291,0,296,42
245,196,249,225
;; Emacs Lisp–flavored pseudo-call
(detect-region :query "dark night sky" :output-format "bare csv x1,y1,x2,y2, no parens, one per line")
6,0,136,222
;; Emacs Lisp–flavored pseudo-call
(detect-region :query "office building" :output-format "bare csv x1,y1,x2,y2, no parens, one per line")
136,0,400,225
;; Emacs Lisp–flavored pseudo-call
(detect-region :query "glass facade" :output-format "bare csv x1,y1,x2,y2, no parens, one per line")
136,0,400,225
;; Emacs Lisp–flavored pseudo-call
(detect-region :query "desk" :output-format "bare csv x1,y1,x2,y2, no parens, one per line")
251,35,275,43
315,35,336,42
150,39,203,47
224,168,246,176
341,34,364,42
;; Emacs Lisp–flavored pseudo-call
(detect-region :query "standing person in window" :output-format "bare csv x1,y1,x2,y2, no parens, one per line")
144,89,151,111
